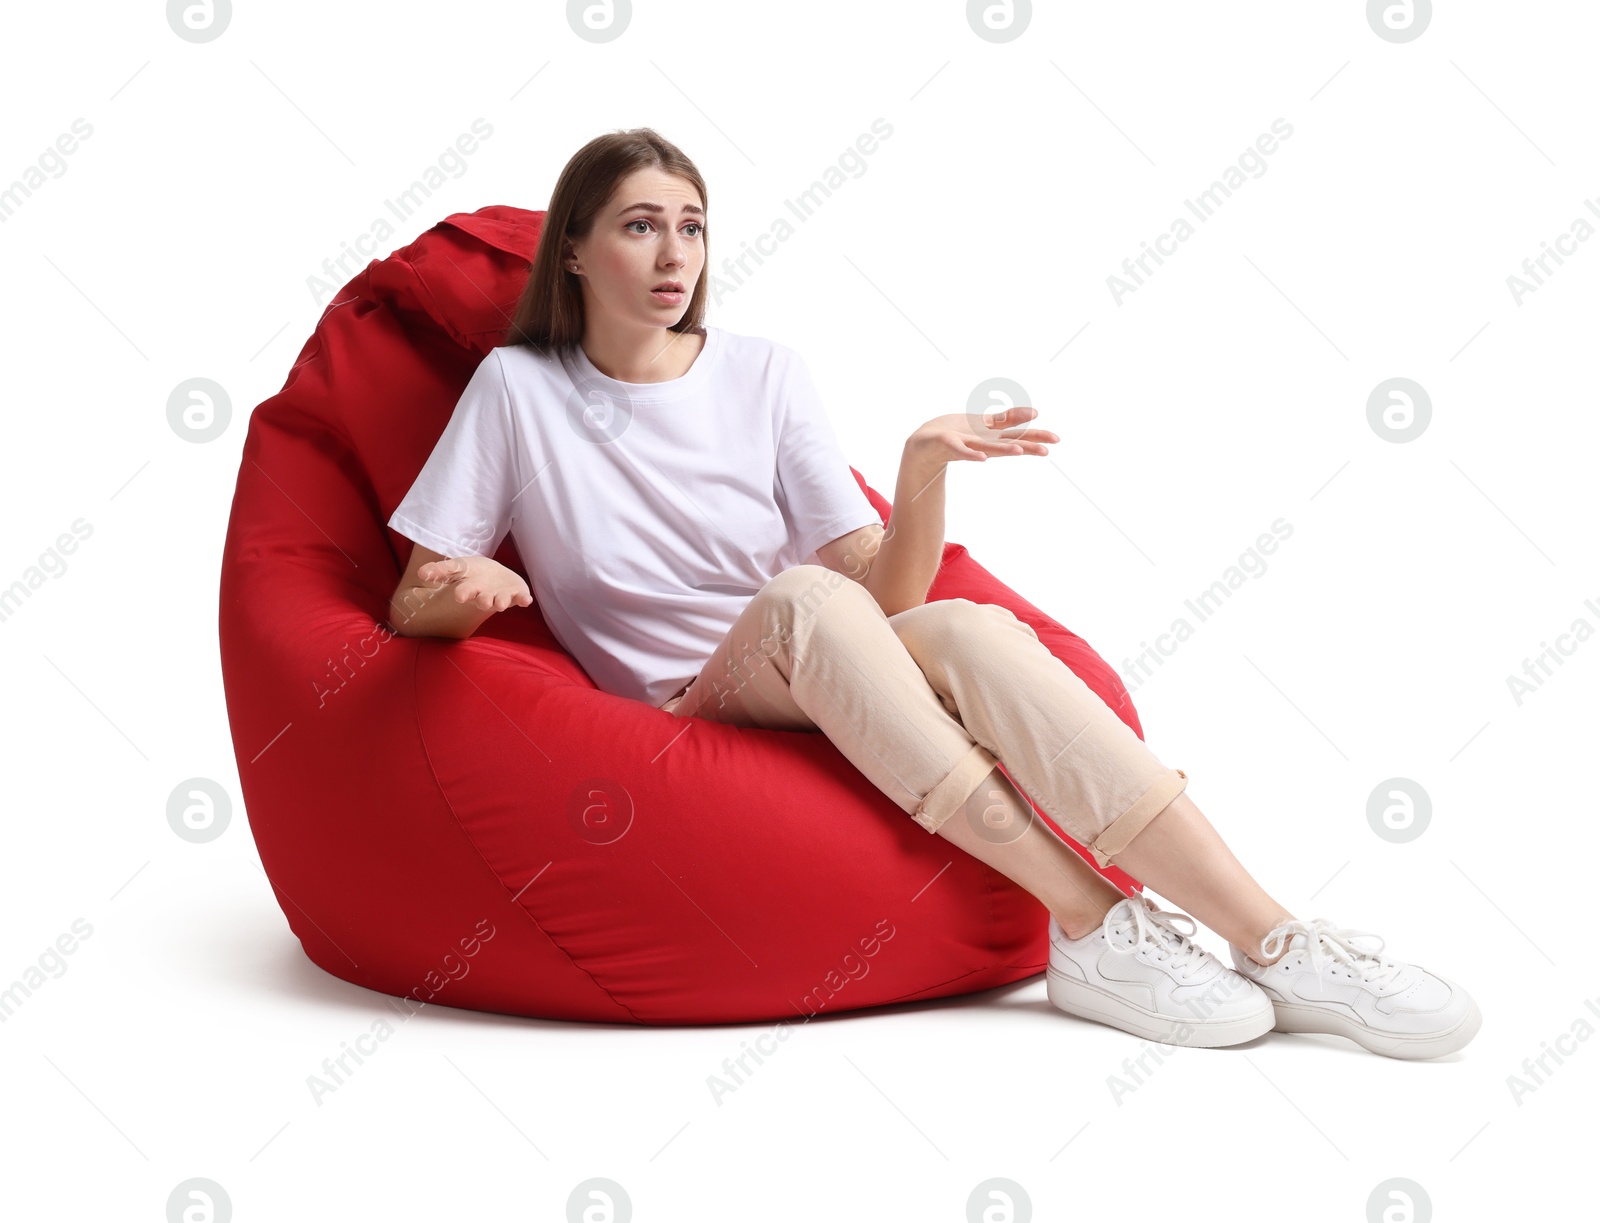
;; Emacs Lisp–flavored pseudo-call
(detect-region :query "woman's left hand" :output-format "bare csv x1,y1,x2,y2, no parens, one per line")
906,405,1059,467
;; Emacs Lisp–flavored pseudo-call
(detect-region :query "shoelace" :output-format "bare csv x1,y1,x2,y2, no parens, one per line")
1107,895,1210,980
1260,918,1406,989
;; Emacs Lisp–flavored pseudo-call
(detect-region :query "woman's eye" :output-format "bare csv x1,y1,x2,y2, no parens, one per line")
627,219,704,236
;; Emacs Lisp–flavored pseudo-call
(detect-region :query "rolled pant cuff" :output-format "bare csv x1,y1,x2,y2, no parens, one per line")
1087,768,1188,868
912,742,1000,834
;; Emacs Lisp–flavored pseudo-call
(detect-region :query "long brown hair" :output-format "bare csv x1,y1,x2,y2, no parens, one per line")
504,128,710,353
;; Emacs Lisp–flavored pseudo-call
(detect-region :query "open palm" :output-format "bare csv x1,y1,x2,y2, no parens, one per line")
908,405,1058,464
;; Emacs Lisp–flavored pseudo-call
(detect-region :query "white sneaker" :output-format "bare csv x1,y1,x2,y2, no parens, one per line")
1230,917,1482,1060
1047,892,1275,1048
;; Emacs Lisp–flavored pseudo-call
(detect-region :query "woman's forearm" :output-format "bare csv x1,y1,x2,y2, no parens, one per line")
865,444,948,618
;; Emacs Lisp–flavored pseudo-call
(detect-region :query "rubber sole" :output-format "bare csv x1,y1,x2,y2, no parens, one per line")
1046,965,1276,1048
1267,996,1483,1060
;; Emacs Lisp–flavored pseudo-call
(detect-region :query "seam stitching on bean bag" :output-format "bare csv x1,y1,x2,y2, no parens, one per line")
877,964,1002,1007
407,640,645,1024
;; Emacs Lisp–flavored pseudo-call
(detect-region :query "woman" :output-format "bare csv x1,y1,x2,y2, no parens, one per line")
386,127,1480,1059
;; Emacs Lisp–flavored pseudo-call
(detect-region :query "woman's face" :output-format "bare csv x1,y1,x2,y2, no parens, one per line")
566,167,706,332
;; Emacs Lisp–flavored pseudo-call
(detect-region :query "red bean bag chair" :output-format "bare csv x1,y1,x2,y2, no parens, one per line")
218,204,1151,1025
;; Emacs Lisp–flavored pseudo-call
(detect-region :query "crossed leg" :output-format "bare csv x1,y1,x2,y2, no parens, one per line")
665,566,1295,964
886,597,1295,960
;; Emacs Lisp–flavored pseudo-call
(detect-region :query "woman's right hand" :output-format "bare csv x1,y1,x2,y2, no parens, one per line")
417,555,533,614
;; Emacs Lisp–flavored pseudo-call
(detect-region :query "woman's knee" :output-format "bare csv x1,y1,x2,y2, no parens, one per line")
891,598,1028,656
756,564,875,621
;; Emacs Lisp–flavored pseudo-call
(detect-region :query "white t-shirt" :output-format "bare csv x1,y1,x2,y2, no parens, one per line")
388,325,882,708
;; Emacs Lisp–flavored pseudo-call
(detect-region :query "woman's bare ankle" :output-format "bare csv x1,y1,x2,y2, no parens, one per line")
1052,897,1119,941
1239,913,1301,966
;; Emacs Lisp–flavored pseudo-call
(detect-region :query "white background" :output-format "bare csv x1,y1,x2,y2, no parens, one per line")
2,1,1593,1219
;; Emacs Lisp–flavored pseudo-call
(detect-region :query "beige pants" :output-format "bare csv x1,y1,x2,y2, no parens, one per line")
660,565,1187,868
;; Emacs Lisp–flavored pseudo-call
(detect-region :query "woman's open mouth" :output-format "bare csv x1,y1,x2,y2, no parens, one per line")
650,288,685,304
